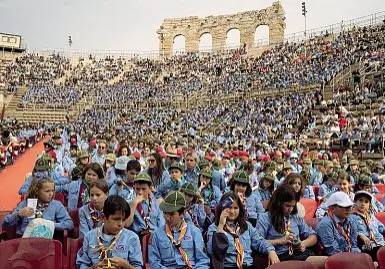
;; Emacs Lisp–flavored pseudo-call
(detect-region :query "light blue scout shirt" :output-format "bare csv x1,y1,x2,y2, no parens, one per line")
156,178,185,199
109,183,136,204
91,153,105,166
245,193,265,220
257,212,316,255
200,185,222,208
129,194,165,234
62,154,77,172
2,200,74,235
304,185,315,200
79,204,103,238
184,203,207,230
290,163,302,174
148,221,210,269
76,225,143,269
311,169,323,186
257,188,273,201
184,167,200,187
106,166,117,188
211,169,226,191
318,183,336,198
351,212,385,250
56,180,83,212
316,215,360,256
207,222,275,268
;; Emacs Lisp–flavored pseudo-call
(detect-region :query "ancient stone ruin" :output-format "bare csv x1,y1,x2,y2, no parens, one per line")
157,1,286,56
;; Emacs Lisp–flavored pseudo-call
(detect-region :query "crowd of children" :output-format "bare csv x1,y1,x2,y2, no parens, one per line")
3,127,385,269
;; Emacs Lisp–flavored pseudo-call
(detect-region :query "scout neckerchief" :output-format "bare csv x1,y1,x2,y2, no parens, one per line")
186,203,199,228
36,202,50,218
94,225,123,268
284,216,293,255
202,185,214,204
81,179,90,205
224,224,244,269
352,210,379,245
327,209,351,251
89,203,102,228
120,180,131,190
165,220,192,269
137,196,152,229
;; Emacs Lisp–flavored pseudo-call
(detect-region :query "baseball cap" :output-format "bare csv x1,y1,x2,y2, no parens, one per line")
326,191,354,208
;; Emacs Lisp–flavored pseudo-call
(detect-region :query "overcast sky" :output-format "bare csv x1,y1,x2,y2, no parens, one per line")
0,0,384,53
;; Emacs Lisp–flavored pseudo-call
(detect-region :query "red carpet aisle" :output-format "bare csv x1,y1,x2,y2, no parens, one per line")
0,137,47,211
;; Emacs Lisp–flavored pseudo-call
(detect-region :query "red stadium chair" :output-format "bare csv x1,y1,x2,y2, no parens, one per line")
300,198,318,221
375,184,385,194
141,233,151,269
0,238,63,269
253,256,268,269
54,193,67,207
69,209,79,239
1,222,17,241
325,252,375,269
376,212,385,226
266,260,318,269
69,237,83,269
375,194,385,204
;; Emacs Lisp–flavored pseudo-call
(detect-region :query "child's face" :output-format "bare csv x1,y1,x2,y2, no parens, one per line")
163,211,184,228
200,175,211,186
80,157,89,165
361,184,372,192
85,169,99,185
90,187,108,209
331,205,352,219
183,193,194,204
282,200,296,216
121,148,128,156
234,183,247,195
226,200,240,222
102,211,126,235
262,179,272,189
134,183,150,198
327,178,337,186
185,156,196,169
291,178,302,193
70,148,77,155
355,196,371,212
338,179,350,193
37,182,55,203
170,169,182,180
126,169,140,183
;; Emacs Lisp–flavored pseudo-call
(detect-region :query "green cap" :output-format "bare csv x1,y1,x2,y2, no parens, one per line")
350,159,359,166
105,153,116,162
44,138,56,149
78,151,90,159
169,163,184,173
358,175,373,185
359,162,367,168
212,159,221,169
71,166,83,180
159,191,187,213
303,159,312,165
34,157,51,171
265,161,277,170
200,168,212,178
180,182,197,196
263,173,276,182
276,158,284,164
360,167,371,176
366,159,374,168
374,162,383,170
134,173,152,185
327,172,338,180
232,170,250,185
301,171,312,183
283,162,291,170
198,159,210,169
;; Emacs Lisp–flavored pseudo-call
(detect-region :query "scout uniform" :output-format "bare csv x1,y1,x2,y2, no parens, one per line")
148,191,210,269
156,163,186,199
198,168,222,208
180,182,207,230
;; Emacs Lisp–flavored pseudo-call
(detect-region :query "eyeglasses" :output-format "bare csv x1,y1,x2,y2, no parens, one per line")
99,146,105,149
148,159,155,163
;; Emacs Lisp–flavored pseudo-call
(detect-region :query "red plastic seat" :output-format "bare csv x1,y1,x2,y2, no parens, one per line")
141,233,151,269
69,237,83,269
375,194,385,204
325,252,375,269
377,246,385,269
54,193,67,207
0,238,62,269
375,184,385,194
376,212,385,226
253,256,269,269
300,198,318,221
267,260,318,269
313,186,320,198
69,209,79,239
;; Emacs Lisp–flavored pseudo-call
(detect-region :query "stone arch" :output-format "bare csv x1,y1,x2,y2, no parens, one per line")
254,25,270,46
157,2,286,56
199,32,213,52
173,34,185,55
225,28,241,50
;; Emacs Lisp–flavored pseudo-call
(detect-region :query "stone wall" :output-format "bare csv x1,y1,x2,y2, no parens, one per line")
157,1,286,56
